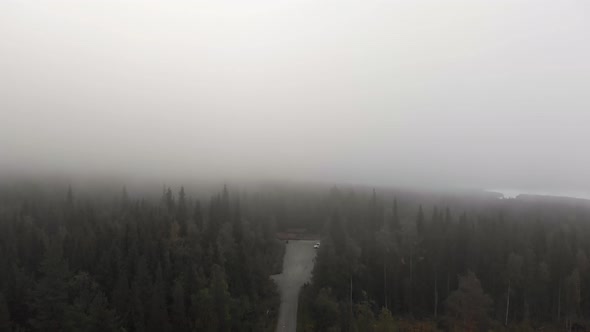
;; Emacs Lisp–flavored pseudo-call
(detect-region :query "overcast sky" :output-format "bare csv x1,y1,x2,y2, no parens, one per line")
1,0,589,192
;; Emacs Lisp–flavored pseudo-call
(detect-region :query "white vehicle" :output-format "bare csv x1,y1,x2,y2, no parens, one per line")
313,242,320,249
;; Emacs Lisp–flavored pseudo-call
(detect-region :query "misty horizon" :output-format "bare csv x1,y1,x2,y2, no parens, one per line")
2,0,589,194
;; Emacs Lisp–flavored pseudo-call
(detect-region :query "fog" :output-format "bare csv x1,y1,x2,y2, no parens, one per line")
1,0,589,194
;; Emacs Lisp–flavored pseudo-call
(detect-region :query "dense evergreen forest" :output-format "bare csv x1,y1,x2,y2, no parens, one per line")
301,188,590,332
1,182,589,331
0,184,284,332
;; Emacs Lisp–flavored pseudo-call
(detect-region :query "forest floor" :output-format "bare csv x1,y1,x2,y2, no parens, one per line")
271,240,317,332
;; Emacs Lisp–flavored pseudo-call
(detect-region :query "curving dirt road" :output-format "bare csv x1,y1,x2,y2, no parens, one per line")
271,240,317,332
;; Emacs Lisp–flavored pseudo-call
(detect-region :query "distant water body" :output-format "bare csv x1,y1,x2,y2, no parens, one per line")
488,189,590,200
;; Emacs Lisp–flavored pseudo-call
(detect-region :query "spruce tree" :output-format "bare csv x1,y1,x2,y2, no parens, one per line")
177,187,187,236
29,241,70,332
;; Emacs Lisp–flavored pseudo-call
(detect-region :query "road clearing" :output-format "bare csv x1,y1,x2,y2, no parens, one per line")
271,240,317,332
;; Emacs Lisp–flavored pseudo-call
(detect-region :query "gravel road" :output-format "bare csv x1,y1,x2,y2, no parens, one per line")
271,240,317,332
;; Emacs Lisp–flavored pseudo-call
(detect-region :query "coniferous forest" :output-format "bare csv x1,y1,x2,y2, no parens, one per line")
1,182,589,331
0,184,284,332
299,188,590,331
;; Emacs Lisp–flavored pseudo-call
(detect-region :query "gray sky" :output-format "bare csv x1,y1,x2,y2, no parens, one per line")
1,0,589,192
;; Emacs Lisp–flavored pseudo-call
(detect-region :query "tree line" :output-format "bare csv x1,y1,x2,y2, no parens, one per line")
1,182,589,331
0,184,283,332
301,188,590,331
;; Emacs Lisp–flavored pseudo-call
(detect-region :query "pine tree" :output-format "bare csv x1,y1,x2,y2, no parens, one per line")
330,211,347,253
221,185,231,225
232,196,243,243
368,189,380,230
193,200,203,230
29,241,70,332
164,187,175,212
177,187,187,236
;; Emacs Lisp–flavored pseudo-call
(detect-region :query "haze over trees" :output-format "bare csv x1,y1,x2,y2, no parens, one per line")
1,182,589,331
0,184,283,332
296,187,590,331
